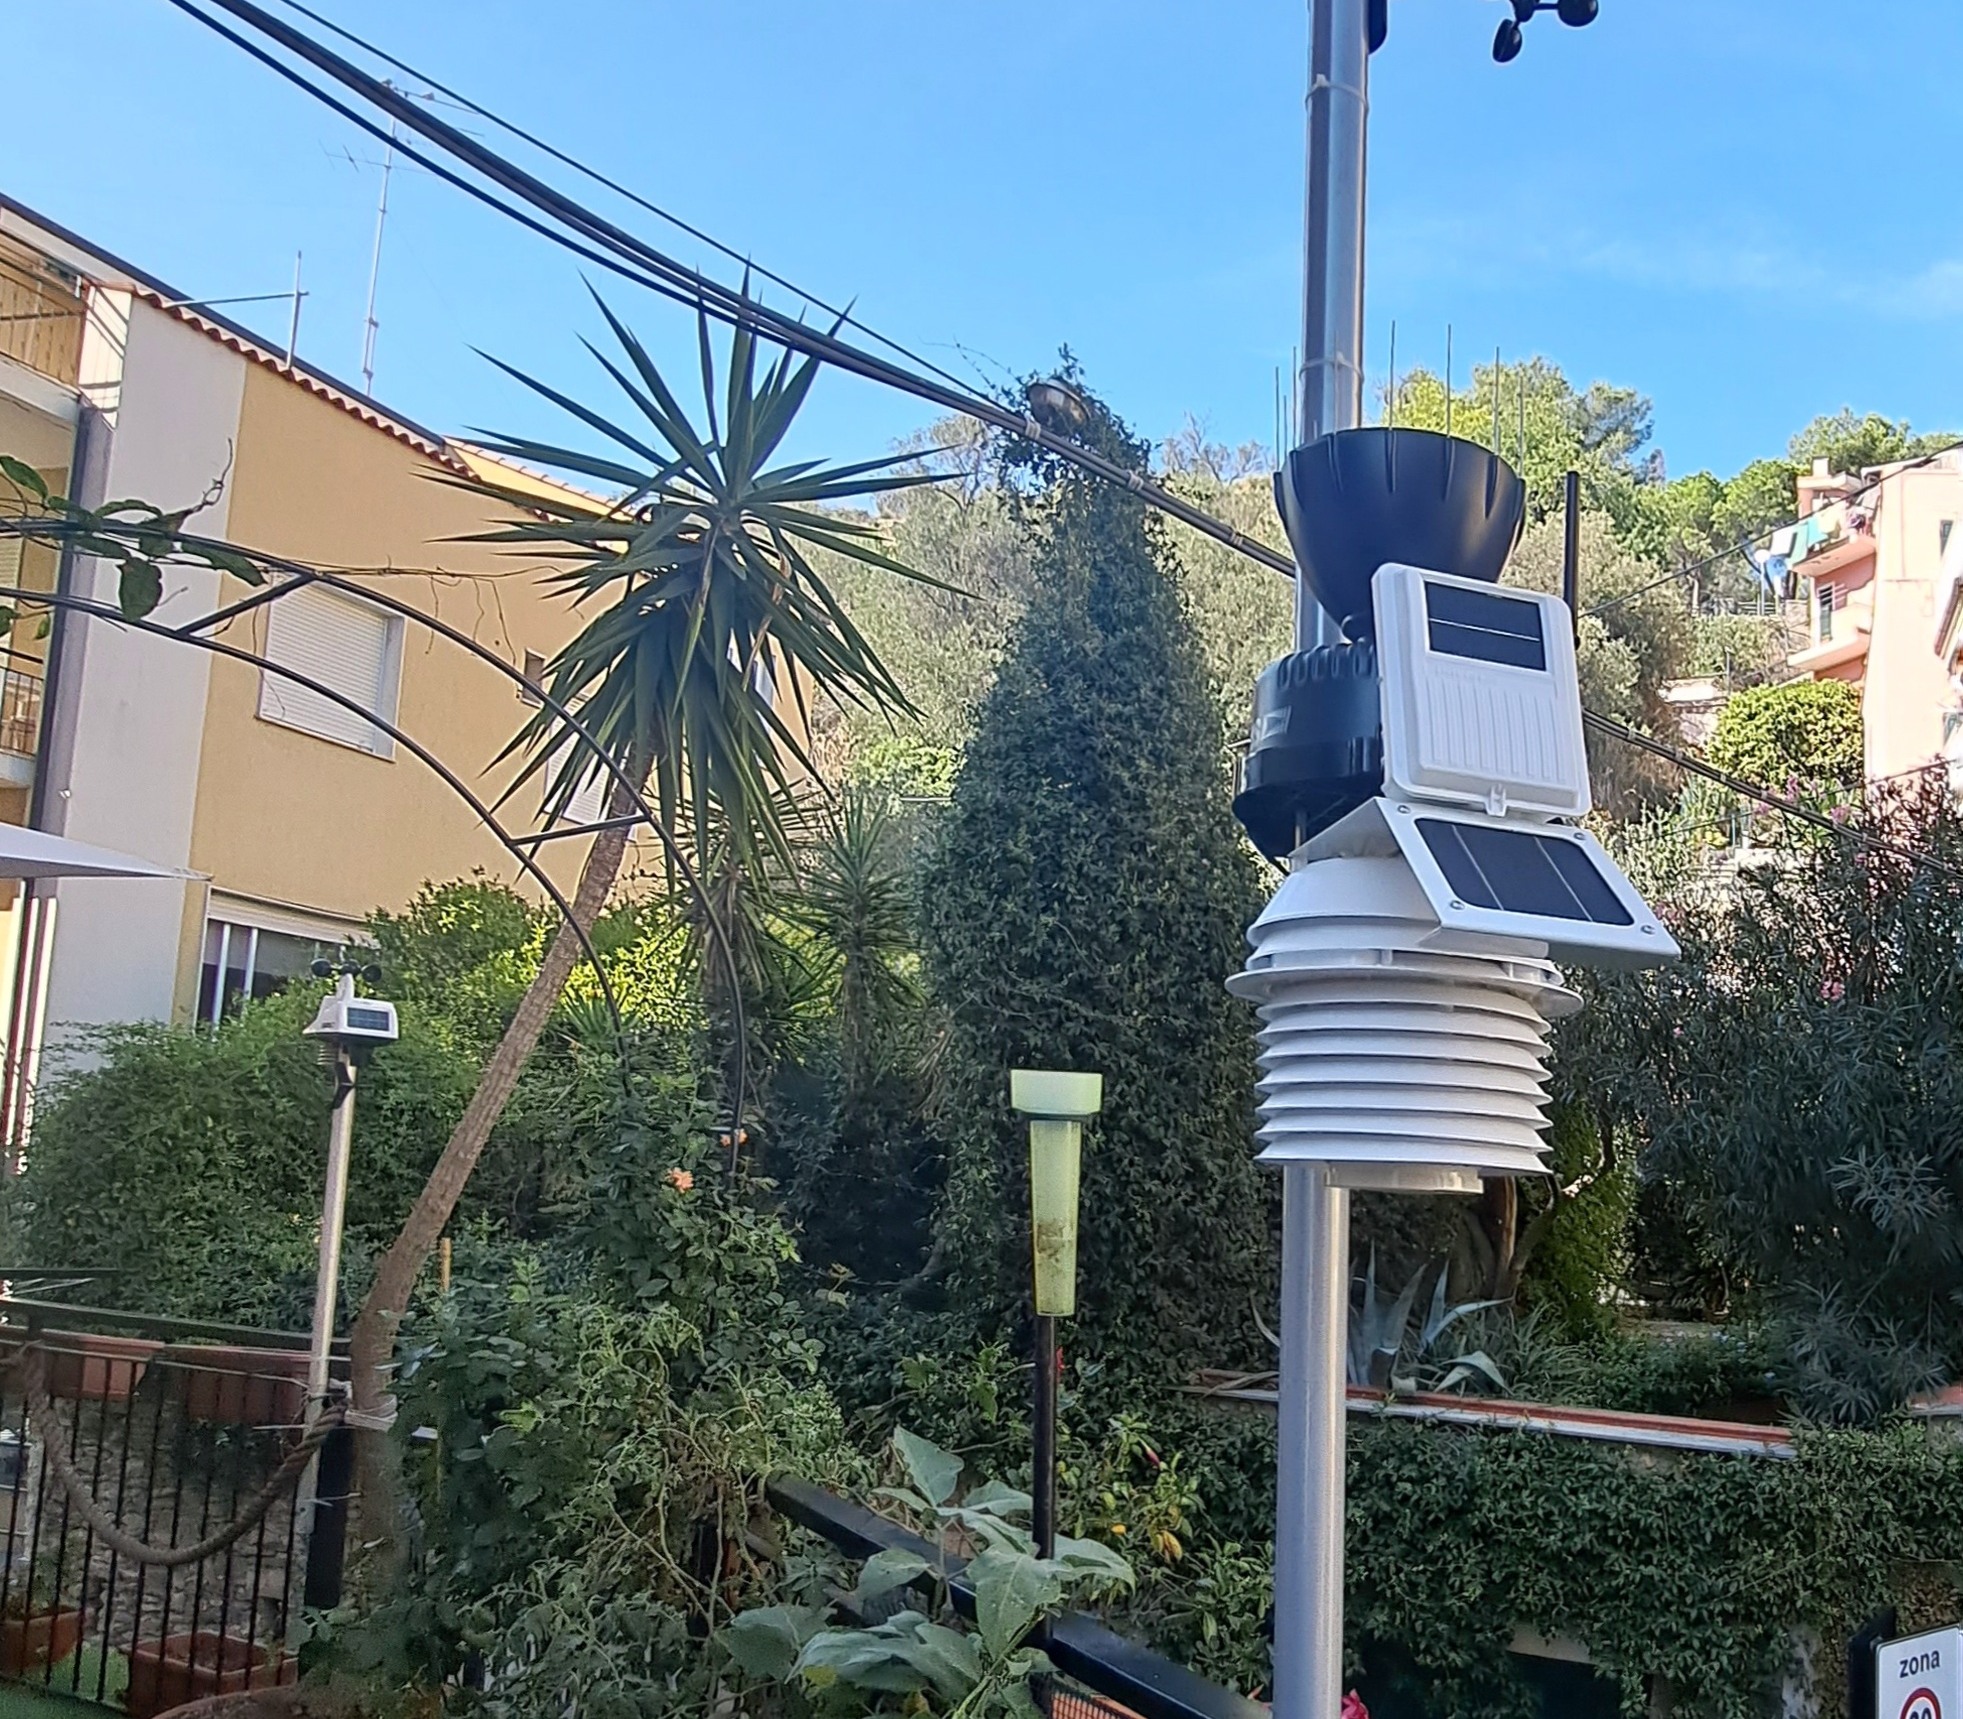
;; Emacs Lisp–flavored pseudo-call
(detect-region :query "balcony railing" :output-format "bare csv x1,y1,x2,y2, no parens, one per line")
0,248,85,387
0,666,44,760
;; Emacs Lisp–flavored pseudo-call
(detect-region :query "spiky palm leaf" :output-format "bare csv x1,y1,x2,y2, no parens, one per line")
460,294,949,869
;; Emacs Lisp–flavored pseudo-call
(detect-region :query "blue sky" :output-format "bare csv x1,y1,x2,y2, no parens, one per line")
12,0,1963,482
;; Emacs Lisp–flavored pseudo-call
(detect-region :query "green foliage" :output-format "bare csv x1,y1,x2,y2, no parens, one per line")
460,297,941,872
1789,410,1958,477
1343,1420,1963,1719
1708,678,1864,792
1,989,476,1327
815,421,1035,798
331,1216,861,1715
1345,1255,1504,1395
1587,778,1963,1419
918,379,1270,1377
1386,359,1659,530
724,1429,1134,1719
0,453,266,622
1515,1108,1636,1342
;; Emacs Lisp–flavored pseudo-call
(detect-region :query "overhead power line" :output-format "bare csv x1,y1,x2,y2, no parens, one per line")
166,0,1293,581
260,0,985,401
1581,710,1963,883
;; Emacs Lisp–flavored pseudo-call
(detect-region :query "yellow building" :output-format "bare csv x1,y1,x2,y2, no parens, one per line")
0,192,624,1128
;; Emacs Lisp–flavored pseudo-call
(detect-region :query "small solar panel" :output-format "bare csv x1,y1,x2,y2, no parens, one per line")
1424,582,1546,671
1415,818,1633,926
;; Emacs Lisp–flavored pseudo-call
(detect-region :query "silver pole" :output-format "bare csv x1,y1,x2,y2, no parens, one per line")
1277,5,1371,1710
307,1044,357,1418
1274,1163,1352,1719
1294,0,1372,646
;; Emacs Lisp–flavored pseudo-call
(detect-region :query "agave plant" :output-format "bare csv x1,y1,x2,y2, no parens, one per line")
1348,1251,1508,1396
345,303,948,1535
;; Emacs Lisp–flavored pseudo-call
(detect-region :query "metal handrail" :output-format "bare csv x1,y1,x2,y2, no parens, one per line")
0,1294,340,1354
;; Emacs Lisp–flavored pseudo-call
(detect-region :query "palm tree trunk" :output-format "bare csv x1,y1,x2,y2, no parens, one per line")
345,809,635,1552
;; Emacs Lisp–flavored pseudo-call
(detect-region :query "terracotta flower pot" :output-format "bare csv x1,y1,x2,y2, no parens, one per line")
27,1331,161,1402
125,1631,294,1719
171,1346,310,1427
0,1606,83,1675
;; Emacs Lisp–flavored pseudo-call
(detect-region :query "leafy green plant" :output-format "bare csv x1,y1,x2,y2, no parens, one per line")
347,302,945,1534
724,1429,1133,1719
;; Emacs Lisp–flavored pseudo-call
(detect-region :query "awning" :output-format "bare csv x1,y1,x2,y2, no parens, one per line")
0,824,201,881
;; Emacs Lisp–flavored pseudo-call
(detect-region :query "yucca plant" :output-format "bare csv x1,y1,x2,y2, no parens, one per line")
345,302,946,1529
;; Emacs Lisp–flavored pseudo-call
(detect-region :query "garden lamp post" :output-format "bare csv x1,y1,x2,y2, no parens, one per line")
1010,1068,1102,1562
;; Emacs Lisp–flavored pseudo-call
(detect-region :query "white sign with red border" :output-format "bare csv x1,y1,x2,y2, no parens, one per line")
1878,1628,1961,1719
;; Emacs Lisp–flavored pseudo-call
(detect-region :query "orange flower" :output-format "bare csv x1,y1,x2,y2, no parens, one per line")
666,1167,695,1192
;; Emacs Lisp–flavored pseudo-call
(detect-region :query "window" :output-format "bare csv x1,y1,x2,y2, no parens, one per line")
257,583,403,756
1817,584,1835,642
1942,519,1955,556
197,916,350,1027
519,649,547,707
541,743,608,827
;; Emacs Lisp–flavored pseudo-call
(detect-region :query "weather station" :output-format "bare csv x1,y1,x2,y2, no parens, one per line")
302,959,397,1418
1237,4,1648,1716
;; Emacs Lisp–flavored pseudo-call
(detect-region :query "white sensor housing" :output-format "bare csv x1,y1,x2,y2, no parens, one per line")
1373,563,1590,820
304,976,399,1046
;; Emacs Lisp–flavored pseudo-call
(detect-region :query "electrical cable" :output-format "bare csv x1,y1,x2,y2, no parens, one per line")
162,0,1295,580
259,0,988,401
1580,709,1963,883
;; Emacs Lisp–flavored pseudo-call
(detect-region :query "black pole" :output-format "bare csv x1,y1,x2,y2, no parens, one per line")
1562,469,1582,638
1032,1315,1057,1562
300,1425,354,1609
1847,1609,1897,1719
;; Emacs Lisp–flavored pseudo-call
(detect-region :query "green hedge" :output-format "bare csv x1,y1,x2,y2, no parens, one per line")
1134,1403,1963,1719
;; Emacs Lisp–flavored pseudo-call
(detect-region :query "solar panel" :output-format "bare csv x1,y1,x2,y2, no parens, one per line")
1415,818,1633,926
1424,581,1546,670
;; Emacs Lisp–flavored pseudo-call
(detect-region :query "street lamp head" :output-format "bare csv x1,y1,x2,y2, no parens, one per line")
1023,378,1091,437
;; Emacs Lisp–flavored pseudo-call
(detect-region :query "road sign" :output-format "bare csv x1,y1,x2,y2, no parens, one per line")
1877,1628,1962,1719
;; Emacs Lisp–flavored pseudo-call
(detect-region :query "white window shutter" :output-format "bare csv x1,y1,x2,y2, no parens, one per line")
258,583,401,756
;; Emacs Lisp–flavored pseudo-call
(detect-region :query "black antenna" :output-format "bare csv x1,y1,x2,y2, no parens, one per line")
1444,326,1454,439
1387,320,1398,428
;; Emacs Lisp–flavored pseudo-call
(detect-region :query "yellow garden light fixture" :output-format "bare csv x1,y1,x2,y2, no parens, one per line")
1010,1067,1101,1565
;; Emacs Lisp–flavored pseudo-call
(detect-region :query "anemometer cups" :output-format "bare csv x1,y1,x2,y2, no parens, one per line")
1278,429,1527,642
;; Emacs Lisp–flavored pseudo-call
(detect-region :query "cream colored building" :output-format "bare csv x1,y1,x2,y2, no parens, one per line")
1777,451,1963,784
0,193,624,1128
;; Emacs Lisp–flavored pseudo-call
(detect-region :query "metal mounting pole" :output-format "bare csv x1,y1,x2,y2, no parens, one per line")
1276,5,1372,1714
307,1045,357,1417
1295,0,1372,647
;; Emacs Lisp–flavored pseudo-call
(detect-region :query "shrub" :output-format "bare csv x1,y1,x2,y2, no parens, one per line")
918,383,1270,1378
1707,678,1863,792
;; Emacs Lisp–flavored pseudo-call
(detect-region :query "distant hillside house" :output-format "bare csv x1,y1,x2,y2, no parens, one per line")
1775,451,1963,785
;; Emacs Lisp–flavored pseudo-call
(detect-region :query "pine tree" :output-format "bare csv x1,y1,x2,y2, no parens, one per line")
919,383,1272,1376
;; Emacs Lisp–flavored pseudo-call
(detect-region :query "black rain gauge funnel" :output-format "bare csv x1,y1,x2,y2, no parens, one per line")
1234,427,1527,859
1277,426,1526,639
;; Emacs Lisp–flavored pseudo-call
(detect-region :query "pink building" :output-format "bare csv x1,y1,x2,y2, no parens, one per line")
1777,453,1963,784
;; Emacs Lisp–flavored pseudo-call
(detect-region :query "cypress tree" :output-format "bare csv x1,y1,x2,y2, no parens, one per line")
919,383,1272,1376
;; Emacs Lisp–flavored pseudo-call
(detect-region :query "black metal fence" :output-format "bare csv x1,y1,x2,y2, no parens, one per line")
0,1298,348,1715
